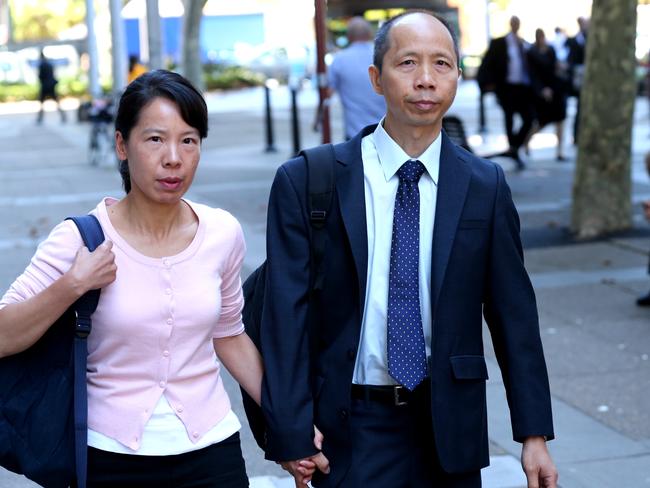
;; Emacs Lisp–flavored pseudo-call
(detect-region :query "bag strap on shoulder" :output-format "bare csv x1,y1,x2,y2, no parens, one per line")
300,144,336,290
66,215,104,334
64,214,105,488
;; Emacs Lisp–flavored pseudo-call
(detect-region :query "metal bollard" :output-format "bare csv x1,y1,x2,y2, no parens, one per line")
264,79,277,153
478,90,487,134
290,86,301,157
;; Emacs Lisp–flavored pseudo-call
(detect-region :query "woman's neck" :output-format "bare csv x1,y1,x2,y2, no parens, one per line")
110,193,193,241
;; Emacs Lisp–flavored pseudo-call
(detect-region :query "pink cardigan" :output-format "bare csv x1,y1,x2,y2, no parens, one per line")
0,198,246,450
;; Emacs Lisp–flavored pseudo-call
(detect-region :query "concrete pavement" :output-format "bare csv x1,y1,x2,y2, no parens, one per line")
0,79,648,487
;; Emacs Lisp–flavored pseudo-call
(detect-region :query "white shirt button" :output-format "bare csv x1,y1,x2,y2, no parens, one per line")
163,350,170,357
163,259,170,267
166,318,173,325
165,288,172,295
192,431,199,438
177,405,184,413
159,381,166,388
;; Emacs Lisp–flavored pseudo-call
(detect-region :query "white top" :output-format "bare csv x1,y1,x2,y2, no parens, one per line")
88,397,241,456
353,121,440,386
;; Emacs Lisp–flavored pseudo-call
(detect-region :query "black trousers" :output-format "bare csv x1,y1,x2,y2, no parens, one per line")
317,383,481,488
85,432,249,488
496,83,536,150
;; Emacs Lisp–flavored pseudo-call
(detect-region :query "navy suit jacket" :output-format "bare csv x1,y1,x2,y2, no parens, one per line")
260,126,554,482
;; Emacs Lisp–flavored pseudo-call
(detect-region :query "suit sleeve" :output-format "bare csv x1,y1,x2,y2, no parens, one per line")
477,39,498,90
260,163,319,461
483,164,555,442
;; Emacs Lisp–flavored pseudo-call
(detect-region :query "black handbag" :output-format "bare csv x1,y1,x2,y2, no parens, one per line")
0,215,104,488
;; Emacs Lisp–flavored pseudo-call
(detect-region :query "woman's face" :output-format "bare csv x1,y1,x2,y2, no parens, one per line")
116,97,201,205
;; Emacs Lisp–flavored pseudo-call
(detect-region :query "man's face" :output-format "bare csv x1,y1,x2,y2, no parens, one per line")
510,16,521,34
369,14,460,138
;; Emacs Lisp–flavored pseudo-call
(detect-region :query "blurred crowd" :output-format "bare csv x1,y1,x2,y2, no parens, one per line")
477,16,590,169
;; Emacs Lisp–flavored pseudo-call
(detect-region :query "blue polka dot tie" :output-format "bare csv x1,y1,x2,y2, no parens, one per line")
387,159,428,391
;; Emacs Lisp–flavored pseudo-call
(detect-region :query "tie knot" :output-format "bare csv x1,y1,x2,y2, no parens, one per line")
397,160,426,183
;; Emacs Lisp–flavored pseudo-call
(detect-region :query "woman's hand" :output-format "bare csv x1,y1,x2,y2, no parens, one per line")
0,240,117,358
65,241,117,297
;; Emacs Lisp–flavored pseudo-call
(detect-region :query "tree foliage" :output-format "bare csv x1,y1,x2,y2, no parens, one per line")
10,0,86,42
570,0,638,239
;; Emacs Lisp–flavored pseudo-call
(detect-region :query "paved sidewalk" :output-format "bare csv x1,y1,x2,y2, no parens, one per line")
0,79,649,487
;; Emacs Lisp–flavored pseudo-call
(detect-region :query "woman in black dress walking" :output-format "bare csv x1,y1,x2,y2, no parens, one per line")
527,28,568,161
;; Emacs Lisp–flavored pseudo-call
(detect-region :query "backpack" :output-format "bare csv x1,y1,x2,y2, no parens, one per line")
241,144,336,450
0,215,104,488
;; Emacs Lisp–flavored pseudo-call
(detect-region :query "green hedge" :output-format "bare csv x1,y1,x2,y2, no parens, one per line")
0,82,39,102
0,65,266,102
0,76,102,102
204,65,265,90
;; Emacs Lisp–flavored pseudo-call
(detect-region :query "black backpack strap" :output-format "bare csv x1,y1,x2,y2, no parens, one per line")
300,144,336,291
65,214,105,488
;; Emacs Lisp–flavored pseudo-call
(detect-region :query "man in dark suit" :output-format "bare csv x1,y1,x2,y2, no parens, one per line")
566,16,589,144
479,16,535,169
260,10,557,488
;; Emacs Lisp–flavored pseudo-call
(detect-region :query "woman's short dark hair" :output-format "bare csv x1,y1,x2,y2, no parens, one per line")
115,69,208,193
373,9,460,73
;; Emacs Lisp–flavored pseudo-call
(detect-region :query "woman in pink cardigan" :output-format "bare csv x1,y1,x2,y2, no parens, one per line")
0,70,316,487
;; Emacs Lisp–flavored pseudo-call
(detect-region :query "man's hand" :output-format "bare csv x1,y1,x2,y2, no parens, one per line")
521,436,558,488
280,426,330,487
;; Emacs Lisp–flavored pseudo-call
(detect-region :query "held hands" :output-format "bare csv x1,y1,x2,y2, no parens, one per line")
521,436,558,488
66,241,117,296
280,426,330,487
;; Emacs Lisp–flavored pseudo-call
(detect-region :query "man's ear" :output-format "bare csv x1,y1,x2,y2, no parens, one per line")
368,65,383,96
115,131,127,161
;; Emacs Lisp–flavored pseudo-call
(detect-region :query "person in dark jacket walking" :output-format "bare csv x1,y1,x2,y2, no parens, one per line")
477,16,536,170
526,28,568,161
36,50,66,124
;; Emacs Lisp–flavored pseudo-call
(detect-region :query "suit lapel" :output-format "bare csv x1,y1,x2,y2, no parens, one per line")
333,127,374,313
431,132,472,316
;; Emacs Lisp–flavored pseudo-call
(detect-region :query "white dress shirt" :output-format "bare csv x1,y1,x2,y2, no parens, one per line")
506,32,530,85
352,121,440,386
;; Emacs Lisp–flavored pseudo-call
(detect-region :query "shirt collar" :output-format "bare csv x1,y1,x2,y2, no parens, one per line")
372,118,441,185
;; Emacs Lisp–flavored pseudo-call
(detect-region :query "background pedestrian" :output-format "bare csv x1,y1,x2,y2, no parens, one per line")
36,49,66,124
327,16,386,140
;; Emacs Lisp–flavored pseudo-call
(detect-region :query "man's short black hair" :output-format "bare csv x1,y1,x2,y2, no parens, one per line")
373,9,460,73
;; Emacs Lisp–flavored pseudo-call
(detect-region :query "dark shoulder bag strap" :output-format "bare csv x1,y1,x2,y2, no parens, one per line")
301,143,336,291
65,215,104,488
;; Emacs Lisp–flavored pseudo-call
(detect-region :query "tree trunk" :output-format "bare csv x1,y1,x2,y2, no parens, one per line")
146,0,163,70
571,0,637,239
180,0,207,91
